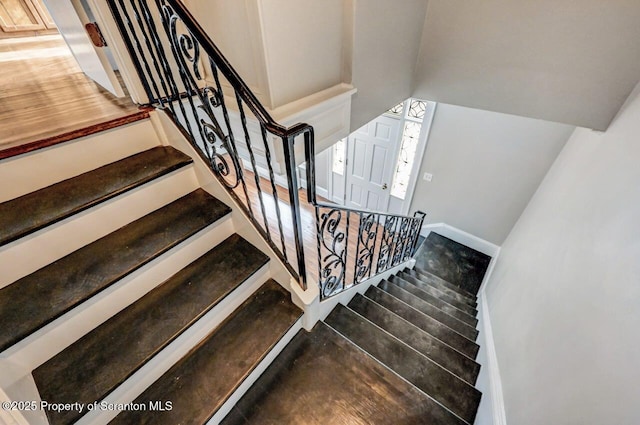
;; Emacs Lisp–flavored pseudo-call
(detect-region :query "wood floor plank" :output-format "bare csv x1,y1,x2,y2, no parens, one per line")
0,35,140,148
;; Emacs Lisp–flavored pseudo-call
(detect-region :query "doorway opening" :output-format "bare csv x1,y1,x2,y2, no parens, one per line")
314,98,435,215
0,0,138,153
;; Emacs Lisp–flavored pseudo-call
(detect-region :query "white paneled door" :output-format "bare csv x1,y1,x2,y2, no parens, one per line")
345,116,401,211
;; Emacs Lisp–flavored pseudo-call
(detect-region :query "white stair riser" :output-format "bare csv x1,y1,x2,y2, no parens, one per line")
0,120,159,203
0,215,234,374
0,166,198,289
75,265,271,425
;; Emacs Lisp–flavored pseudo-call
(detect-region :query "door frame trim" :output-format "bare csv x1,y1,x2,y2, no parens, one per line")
397,101,436,215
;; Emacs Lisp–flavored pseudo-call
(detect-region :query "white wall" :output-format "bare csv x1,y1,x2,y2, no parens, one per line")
413,0,640,130
485,83,640,425
188,0,345,110
259,0,345,108
410,103,573,245
349,0,428,131
187,0,271,106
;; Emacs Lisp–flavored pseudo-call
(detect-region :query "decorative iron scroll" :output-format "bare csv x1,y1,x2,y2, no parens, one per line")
318,207,425,300
377,215,398,274
162,2,243,189
316,208,348,298
108,0,426,296
108,0,308,288
354,212,377,283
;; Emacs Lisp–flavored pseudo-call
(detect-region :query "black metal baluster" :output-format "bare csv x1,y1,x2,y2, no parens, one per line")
368,213,380,280
315,206,323,292
162,7,211,150
107,0,155,103
140,0,183,108
152,0,200,136
354,211,363,282
282,135,307,289
129,0,172,105
114,0,164,103
390,215,403,268
317,207,346,299
260,124,288,260
406,217,419,260
236,95,271,237
344,210,351,288
354,212,376,283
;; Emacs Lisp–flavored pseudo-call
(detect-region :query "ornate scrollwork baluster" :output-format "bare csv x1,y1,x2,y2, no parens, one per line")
392,217,411,266
355,212,377,283
376,215,397,273
317,208,347,299
159,3,245,190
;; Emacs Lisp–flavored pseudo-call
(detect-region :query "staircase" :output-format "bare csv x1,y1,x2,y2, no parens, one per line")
0,120,483,424
0,119,302,425
222,265,483,424
0,0,485,422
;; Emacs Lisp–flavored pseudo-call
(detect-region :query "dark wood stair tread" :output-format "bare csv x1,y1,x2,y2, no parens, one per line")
326,304,481,424
32,234,267,425
222,322,466,425
365,286,479,359
390,275,478,327
398,271,478,316
403,269,478,308
379,280,479,341
348,294,480,385
0,189,230,353
413,267,478,298
110,280,302,425
0,146,192,247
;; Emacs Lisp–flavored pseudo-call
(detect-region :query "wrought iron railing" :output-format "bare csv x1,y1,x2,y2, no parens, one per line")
303,134,426,299
106,0,425,297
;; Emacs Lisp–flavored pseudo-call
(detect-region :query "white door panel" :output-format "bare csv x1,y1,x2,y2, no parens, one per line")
42,0,125,97
374,121,391,140
345,116,401,211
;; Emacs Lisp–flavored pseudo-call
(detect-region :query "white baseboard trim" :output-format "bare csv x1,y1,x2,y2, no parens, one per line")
479,290,507,425
316,186,329,200
478,246,500,295
420,223,500,257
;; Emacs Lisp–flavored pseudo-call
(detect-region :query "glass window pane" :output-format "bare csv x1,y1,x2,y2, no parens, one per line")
390,122,421,199
332,138,345,175
407,99,427,120
387,102,404,115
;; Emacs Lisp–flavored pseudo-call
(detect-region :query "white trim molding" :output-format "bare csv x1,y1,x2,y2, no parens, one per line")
479,291,508,425
419,222,506,423
420,222,500,257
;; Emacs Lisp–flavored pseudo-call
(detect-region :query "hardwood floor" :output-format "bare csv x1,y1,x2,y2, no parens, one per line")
0,34,140,150
232,167,413,293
